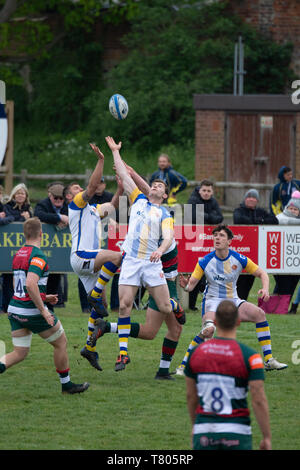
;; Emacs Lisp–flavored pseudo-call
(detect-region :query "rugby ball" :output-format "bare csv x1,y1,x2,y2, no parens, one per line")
109,94,128,120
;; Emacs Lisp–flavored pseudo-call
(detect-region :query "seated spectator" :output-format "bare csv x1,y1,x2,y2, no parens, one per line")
34,183,69,310
187,179,223,225
149,153,187,205
270,166,300,215
234,188,277,301
234,189,278,225
276,190,300,225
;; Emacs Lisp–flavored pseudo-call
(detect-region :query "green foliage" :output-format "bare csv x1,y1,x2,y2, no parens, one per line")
84,0,294,153
26,33,103,132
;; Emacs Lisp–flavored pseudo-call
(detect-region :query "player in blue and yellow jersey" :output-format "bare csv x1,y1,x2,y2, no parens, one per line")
67,143,123,371
90,160,184,378
177,224,287,374
105,136,180,371
0,217,89,394
185,300,271,450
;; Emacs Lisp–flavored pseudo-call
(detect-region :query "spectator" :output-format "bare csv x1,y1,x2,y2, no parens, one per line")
276,190,300,225
1,183,33,312
34,183,69,311
149,153,187,206
4,183,33,221
34,183,69,228
187,179,223,226
270,166,300,215
0,184,9,204
234,189,278,301
234,189,278,226
186,180,223,310
273,190,300,306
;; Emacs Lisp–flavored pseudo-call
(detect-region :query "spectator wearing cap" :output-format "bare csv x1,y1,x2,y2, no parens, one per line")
233,188,278,301
233,189,278,226
34,183,69,227
34,183,69,311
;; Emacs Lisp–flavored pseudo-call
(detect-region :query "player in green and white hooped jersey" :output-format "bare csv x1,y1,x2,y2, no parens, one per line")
185,300,272,450
0,217,89,395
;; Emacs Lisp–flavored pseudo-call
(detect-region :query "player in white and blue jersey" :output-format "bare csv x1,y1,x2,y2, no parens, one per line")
105,136,178,371
67,143,123,371
177,224,287,374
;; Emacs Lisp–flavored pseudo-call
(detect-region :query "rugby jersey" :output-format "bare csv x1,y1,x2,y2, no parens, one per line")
191,250,258,299
68,191,103,256
185,337,264,435
161,239,178,279
122,188,173,260
8,245,49,316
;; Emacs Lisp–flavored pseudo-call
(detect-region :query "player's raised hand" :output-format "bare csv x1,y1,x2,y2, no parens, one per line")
105,136,122,152
89,143,105,161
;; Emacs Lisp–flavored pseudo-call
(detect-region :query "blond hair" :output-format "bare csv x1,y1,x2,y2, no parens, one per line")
8,183,31,206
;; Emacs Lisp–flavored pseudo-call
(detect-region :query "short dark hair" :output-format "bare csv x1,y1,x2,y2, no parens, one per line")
283,167,292,174
212,224,234,240
200,179,214,188
216,300,239,330
151,178,169,197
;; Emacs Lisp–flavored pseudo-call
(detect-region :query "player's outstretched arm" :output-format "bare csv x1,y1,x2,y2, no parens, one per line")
83,143,105,201
105,136,136,196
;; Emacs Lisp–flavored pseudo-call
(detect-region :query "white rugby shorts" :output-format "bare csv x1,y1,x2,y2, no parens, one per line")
119,255,167,288
70,251,99,294
203,296,245,315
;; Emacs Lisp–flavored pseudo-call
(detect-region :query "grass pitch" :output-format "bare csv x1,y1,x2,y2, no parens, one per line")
0,274,299,450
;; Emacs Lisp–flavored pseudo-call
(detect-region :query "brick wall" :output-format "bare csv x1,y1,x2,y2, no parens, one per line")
232,0,300,75
195,110,225,184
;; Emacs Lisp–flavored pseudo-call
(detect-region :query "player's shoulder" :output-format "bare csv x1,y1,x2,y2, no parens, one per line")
69,191,87,210
229,249,249,264
198,250,216,268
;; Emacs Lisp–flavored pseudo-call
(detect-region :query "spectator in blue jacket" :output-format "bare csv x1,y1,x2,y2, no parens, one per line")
270,166,300,215
149,153,187,205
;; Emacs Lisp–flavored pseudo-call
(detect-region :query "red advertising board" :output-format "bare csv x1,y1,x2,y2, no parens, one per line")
107,225,259,273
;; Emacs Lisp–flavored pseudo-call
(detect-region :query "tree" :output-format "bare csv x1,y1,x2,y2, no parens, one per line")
84,0,294,152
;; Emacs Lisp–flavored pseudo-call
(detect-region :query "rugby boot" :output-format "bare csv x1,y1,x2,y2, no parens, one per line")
80,346,103,371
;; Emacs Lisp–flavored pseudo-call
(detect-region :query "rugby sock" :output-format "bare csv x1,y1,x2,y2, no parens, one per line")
0,362,6,374
180,334,204,368
158,338,178,376
170,298,179,312
90,262,119,299
57,368,72,391
118,316,131,356
256,321,272,362
86,308,101,352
